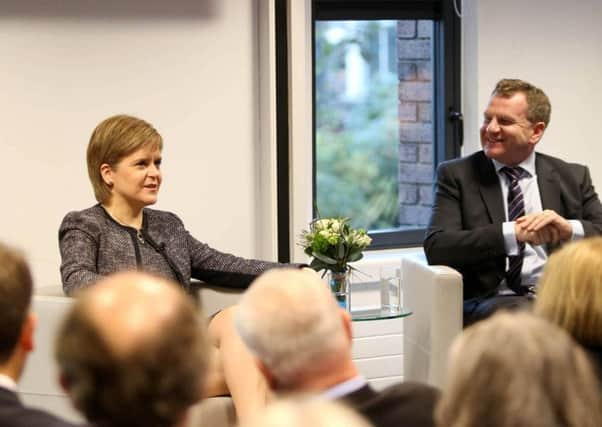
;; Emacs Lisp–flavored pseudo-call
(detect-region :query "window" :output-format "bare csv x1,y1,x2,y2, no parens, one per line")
313,0,462,249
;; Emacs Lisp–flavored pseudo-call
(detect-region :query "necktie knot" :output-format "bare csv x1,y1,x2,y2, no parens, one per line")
500,166,526,182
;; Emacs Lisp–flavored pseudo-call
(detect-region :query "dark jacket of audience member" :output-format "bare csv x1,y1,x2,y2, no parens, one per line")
0,242,76,427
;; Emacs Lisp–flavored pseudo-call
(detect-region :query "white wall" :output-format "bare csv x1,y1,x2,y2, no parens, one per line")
0,0,278,287
463,0,602,188
3,0,602,286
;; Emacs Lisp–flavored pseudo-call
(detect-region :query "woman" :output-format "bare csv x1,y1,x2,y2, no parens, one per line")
59,115,281,296
534,237,602,382
58,114,287,420
435,312,602,427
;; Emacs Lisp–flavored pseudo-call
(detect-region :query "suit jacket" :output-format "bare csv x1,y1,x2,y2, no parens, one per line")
0,387,77,427
341,382,439,427
424,151,602,299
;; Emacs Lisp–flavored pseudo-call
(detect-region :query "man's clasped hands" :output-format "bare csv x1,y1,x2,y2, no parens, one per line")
514,209,572,245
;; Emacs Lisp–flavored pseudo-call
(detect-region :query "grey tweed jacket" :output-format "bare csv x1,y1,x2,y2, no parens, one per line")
59,204,283,295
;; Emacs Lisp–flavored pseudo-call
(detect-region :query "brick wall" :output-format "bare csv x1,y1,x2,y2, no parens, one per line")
397,20,433,227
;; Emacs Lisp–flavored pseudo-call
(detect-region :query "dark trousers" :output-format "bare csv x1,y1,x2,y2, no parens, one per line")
463,294,534,327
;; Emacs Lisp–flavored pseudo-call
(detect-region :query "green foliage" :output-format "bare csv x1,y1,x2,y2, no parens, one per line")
315,21,400,231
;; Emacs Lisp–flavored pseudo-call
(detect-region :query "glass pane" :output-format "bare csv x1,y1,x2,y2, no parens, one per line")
315,20,434,233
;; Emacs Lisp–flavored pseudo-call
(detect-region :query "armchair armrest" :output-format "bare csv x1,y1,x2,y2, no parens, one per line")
402,251,463,387
190,280,244,316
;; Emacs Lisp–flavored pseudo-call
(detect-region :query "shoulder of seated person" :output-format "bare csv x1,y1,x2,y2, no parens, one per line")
144,207,179,220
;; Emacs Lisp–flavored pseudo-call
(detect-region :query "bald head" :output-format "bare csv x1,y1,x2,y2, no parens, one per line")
56,271,208,427
79,271,187,356
235,268,352,388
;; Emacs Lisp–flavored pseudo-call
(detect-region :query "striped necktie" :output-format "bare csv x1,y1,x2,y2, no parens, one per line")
500,166,527,295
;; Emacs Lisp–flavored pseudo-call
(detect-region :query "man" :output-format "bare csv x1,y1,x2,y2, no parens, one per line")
0,242,75,427
55,271,210,427
424,78,602,325
235,268,439,427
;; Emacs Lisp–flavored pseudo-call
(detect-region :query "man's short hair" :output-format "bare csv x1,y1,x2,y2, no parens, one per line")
55,278,208,427
492,78,552,127
0,243,33,362
235,268,347,387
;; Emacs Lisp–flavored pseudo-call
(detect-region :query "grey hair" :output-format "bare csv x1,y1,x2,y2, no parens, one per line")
235,268,348,386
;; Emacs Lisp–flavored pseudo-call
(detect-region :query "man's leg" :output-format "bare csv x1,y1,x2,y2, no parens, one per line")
464,295,532,327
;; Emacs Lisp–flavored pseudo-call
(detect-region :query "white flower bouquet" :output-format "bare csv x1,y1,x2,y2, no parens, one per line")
299,217,372,274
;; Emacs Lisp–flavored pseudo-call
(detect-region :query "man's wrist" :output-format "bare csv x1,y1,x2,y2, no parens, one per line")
503,221,520,255
568,220,584,241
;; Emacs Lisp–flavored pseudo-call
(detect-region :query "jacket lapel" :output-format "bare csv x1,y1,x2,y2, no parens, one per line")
536,154,562,213
476,153,505,224
536,153,564,252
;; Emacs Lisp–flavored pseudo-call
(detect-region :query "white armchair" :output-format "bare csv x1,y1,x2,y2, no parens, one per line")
401,251,463,387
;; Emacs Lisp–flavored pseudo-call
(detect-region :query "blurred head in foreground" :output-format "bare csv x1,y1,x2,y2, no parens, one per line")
239,397,373,427
0,242,34,381
235,268,357,391
55,271,209,427
535,237,602,351
436,311,602,427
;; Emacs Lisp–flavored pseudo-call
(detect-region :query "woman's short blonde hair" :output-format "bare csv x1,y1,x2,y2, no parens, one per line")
87,115,163,203
534,237,602,347
436,312,602,427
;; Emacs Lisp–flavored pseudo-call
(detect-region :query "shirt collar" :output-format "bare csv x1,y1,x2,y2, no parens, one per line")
0,374,17,392
491,151,536,178
320,375,367,400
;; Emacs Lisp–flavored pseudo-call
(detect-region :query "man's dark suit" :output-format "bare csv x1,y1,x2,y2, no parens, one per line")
0,387,77,427
424,151,602,300
341,382,439,427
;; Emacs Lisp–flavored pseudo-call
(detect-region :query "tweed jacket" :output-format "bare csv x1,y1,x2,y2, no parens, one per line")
59,205,283,295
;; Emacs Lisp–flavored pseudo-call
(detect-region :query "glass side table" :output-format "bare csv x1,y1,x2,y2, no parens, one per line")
351,306,412,321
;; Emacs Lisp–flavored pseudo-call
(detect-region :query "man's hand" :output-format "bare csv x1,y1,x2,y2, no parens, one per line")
514,221,560,245
515,210,572,245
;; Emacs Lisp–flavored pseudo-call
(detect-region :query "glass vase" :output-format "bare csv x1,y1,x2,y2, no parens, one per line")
329,269,351,311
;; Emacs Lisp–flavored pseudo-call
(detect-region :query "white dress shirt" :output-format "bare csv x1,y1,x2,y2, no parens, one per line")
493,152,584,291
0,373,17,392
320,375,367,400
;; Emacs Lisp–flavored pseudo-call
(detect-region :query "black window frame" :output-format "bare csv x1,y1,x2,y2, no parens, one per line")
275,0,462,261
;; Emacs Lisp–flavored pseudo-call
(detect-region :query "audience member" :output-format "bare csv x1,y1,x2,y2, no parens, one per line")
436,312,602,427
239,397,374,427
55,271,209,427
424,78,602,325
0,242,75,427
235,268,439,427
534,237,602,381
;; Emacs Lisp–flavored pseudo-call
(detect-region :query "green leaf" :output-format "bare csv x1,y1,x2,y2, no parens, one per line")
313,252,337,265
347,251,363,262
309,258,326,271
348,247,362,258
337,241,345,259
